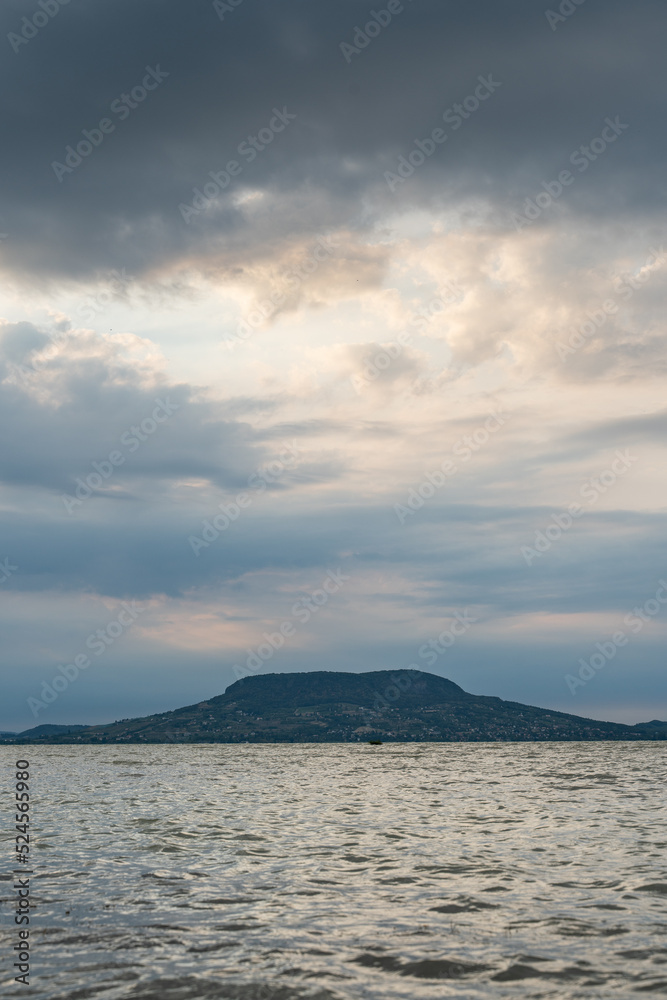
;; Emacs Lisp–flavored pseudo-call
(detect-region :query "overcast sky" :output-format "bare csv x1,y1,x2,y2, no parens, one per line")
1,0,665,731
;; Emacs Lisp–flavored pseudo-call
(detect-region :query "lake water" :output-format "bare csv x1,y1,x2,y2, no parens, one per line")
1,742,666,999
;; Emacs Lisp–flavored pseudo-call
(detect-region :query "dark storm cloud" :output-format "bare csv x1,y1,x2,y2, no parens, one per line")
0,0,664,281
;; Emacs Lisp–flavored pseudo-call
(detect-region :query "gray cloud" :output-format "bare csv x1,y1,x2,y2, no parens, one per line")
0,0,664,283
0,321,280,493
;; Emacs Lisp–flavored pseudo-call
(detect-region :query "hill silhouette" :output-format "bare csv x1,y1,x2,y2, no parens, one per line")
5,669,665,744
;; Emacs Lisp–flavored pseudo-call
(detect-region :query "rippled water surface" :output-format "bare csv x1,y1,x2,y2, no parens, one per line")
2,743,667,999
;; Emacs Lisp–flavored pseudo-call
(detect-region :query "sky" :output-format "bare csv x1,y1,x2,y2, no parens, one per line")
0,0,665,731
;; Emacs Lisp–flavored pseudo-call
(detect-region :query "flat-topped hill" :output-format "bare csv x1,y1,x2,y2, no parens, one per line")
5,669,665,744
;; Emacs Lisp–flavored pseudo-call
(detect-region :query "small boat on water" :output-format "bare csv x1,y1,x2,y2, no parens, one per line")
368,740,382,745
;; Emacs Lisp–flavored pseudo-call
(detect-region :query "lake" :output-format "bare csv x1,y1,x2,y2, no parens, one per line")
1,742,666,998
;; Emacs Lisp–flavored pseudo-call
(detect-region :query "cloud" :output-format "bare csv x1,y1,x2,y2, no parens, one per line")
1,0,665,285
0,319,274,494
